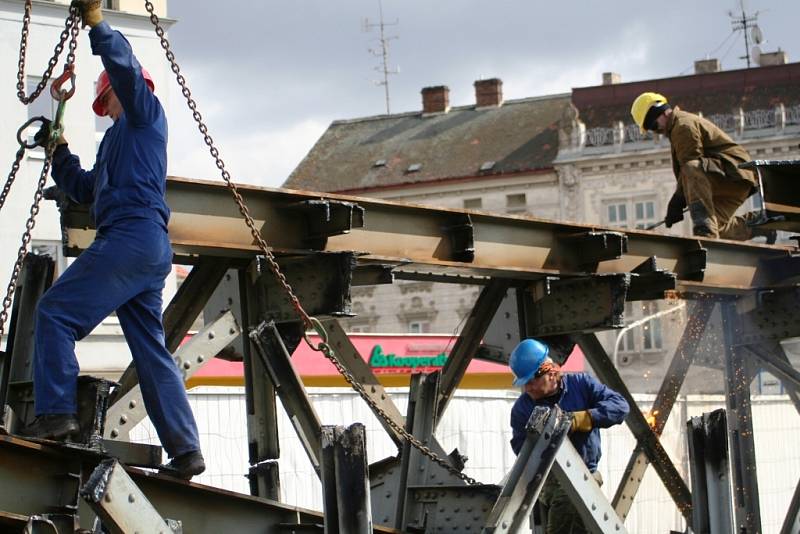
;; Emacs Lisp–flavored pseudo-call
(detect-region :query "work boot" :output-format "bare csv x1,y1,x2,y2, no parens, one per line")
159,450,206,480
688,201,715,237
21,414,80,441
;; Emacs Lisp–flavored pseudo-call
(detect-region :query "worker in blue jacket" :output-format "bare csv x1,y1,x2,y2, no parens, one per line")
24,1,204,479
509,338,628,534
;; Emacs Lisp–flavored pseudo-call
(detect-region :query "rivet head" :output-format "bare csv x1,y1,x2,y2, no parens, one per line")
110,429,119,438
208,332,215,339
104,494,112,502
128,400,137,409
119,415,127,424
128,494,136,503
183,361,191,369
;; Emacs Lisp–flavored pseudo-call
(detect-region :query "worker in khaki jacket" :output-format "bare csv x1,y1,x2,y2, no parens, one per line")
631,92,775,243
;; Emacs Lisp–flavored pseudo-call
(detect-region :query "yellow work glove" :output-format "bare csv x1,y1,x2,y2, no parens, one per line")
72,0,103,28
570,410,593,433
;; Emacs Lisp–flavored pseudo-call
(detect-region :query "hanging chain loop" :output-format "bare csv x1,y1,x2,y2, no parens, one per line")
16,1,81,105
143,1,480,486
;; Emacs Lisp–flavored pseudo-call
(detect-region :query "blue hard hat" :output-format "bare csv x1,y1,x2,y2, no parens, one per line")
509,338,549,386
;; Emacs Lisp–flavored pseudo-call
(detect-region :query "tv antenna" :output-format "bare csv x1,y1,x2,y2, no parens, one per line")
362,0,399,114
728,0,761,67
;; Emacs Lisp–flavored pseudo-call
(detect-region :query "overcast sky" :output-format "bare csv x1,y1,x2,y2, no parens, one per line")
162,1,800,188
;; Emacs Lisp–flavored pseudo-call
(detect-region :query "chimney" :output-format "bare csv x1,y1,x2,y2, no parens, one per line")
694,58,721,74
421,85,450,115
602,72,621,85
759,50,788,66
474,78,503,108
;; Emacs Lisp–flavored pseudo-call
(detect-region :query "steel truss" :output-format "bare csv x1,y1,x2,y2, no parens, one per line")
0,176,797,532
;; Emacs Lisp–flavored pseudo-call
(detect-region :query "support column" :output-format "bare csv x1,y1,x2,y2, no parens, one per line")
321,424,372,534
240,266,281,500
721,301,762,533
686,409,734,534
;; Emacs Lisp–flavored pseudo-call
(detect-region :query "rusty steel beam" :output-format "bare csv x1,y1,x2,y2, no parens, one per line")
0,435,399,534
57,176,798,294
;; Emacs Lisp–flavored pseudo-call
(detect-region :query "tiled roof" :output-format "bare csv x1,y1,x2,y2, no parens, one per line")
284,94,571,193
573,62,800,129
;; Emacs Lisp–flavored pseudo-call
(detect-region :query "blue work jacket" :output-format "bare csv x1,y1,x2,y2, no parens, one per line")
510,373,629,472
52,21,169,231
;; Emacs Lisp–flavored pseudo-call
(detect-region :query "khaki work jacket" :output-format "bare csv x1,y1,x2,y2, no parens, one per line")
667,107,757,192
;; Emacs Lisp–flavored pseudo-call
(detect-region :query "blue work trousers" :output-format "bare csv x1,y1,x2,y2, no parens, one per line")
33,219,200,458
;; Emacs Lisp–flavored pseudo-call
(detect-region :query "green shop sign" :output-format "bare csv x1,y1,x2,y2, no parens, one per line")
369,345,448,370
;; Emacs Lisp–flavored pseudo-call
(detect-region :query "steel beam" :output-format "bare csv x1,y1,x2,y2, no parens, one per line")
0,435,399,533
1,254,54,425
721,301,762,533
239,265,281,500
482,406,571,534
551,436,629,534
81,459,181,534
250,321,323,474
398,373,473,531
319,318,407,447
576,333,693,523
687,409,734,534
436,278,510,422
321,424,372,534
738,286,800,345
521,274,628,336
105,311,240,441
612,299,715,519
57,176,800,293
111,256,231,405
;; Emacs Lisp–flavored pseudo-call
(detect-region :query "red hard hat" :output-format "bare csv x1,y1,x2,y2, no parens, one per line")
92,68,155,116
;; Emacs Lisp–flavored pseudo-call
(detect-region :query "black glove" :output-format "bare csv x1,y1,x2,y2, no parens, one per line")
32,118,52,148
664,191,686,228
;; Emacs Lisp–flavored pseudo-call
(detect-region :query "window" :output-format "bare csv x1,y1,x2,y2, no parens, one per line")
620,301,664,354
506,193,526,213
605,198,657,229
633,200,657,229
641,302,663,350
607,202,628,227
408,321,430,334
463,198,482,209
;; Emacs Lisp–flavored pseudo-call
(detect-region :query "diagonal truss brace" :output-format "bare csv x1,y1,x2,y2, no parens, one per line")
81,459,182,534
612,299,715,519
482,405,571,534
577,333,693,523
104,311,240,441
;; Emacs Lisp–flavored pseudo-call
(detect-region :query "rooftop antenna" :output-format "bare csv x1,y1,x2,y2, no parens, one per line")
728,0,760,68
362,0,399,114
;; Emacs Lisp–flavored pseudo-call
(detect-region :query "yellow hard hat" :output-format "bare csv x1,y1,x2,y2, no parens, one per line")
631,92,668,133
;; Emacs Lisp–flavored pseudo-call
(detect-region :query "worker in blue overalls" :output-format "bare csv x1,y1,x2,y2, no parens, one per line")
23,0,204,479
509,338,629,534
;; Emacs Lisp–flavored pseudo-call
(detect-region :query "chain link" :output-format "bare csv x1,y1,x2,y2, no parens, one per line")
16,1,81,105
143,1,479,486
0,145,55,348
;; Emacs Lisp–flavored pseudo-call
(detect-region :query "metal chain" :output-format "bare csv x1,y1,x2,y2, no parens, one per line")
16,1,81,105
0,146,55,347
143,1,479,486
0,148,26,213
